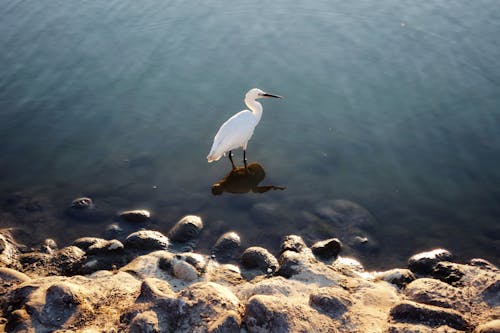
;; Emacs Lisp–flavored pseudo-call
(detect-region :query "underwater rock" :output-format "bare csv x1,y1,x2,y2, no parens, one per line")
408,248,453,275
389,301,469,331
280,234,308,254
309,286,352,318
104,223,124,240
168,215,203,243
314,199,377,229
241,246,279,275
119,209,151,223
311,238,342,260
374,268,415,288
67,197,107,221
125,230,169,251
212,231,241,262
71,197,94,209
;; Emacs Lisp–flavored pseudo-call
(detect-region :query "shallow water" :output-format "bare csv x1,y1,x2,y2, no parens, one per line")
1,1,499,268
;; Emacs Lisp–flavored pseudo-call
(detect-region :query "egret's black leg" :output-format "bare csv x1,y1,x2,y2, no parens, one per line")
228,151,236,170
243,150,249,172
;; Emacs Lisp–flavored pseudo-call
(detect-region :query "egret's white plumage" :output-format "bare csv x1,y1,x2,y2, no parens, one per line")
207,88,282,168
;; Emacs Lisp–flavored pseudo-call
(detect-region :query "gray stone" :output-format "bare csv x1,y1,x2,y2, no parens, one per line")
311,238,342,260
173,260,198,281
309,287,352,318
54,246,86,275
71,197,94,209
125,230,169,251
119,209,151,223
168,215,203,243
408,249,453,275
481,279,500,307
389,301,470,331
431,262,465,285
241,246,279,275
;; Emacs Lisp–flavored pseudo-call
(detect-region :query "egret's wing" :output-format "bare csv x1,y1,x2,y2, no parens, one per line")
208,110,256,161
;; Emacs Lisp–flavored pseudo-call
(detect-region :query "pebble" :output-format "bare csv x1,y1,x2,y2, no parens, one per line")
408,248,453,275
71,197,94,209
277,250,303,278
374,268,415,288
124,230,169,251
168,215,204,243
173,260,199,281
241,246,279,274
41,238,58,254
311,238,342,260
119,210,151,223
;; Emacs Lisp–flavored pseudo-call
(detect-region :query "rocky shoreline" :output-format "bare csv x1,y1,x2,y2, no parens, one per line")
0,214,499,333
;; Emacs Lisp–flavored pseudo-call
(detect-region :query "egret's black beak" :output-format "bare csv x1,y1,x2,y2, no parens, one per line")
262,93,283,99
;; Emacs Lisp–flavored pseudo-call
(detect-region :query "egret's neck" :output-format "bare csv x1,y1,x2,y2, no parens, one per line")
245,97,263,122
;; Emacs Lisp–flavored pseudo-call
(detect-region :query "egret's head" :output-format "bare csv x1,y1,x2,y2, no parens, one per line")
246,88,283,100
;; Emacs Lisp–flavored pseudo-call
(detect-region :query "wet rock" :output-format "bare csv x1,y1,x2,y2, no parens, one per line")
87,239,124,255
474,320,500,333
119,209,151,223
405,278,465,310
311,238,342,260
389,301,470,331
241,246,279,275
0,267,31,282
208,310,241,333
212,231,241,262
104,223,124,240
431,262,465,285
481,279,500,307
309,287,352,318
71,197,94,209
125,230,169,251
280,234,308,254
244,294,338,333
408,249,453,275
331,256,365,276
73,237,105,251
314,199,376,229
277,250,305,278
168,215,203,243
41,238,58,254
129,310,160,333
469,258,498,271
374,269,416,288
54,246,86,275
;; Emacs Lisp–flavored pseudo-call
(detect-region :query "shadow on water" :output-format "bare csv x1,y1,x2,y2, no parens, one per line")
211,162,286,196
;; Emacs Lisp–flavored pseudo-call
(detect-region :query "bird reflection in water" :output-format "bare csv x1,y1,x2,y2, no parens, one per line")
211,162,286,195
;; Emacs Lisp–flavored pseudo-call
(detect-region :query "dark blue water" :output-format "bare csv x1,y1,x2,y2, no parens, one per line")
1,1,499,268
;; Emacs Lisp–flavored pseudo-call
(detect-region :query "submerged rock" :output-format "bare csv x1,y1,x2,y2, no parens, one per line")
408,248,453,275
168,215,203,243
125,230,169,251
119,209,151,223
71,197,94,209
314,199,376,229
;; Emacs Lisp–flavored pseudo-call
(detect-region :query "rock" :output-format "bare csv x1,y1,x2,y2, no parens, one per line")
241,247,279,275
73,237,105,251
244,294,338,333
469,258,498,271
119,209,151,223
389,301,470,331
405,278,465,310
0,267,31,282
125,230,169,251
137,278,174,302
87,239,124,255
309,287,352,318
104,223,124,240
408,249,453,274
129,311,160,333
173,260,199,282
0,230,19,266
168,215,203,243
71,197,94,209
314,199,376,229
481,279,500,307
474,320,500,333
387,323,463,333
54,246,86,275
331,256,365,276
431,262,465,285
208,310,241,333
280,235,308,254
311,238,342,260
277,250,306,278
212,232,241,262
374,269,416,288
41,238,58,254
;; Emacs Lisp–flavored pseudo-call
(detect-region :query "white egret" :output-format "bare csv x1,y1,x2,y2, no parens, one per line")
207,88,282,170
